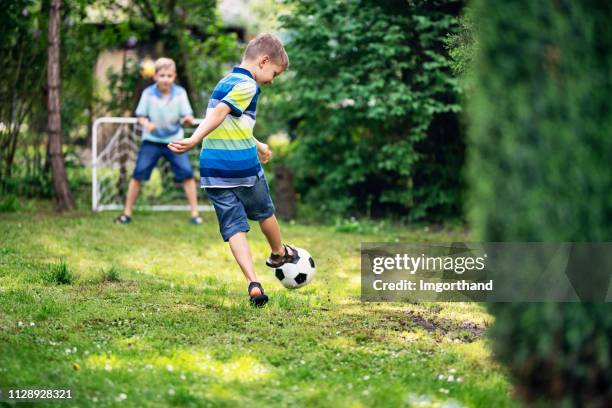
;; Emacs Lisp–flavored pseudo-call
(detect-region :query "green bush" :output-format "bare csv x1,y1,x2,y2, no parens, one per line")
468,1,612,405
0,194,20,212
101,265,121,283
280,0,465,220
43,260,76,285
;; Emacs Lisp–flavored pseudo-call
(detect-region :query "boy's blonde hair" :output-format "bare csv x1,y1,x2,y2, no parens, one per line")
154,57,176,73
243,33,289,70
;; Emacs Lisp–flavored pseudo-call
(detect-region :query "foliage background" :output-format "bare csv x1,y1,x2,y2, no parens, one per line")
269,0,465,221
0,0,239,206
467,1,612,405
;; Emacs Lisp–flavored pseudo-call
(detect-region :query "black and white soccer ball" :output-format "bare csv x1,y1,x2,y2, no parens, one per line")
274,247,316,289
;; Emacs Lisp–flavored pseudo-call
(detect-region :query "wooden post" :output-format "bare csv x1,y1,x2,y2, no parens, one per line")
273,165,296,220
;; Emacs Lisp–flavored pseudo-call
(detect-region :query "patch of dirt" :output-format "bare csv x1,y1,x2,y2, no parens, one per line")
404,310,486,343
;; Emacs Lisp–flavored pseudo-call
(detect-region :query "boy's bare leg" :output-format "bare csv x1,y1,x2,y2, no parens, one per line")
123,178,141,217
182,177,199,217
228,232,262,296
259,215,285,255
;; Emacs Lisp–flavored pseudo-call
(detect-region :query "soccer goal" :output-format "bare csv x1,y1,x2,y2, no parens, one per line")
91,117,213,212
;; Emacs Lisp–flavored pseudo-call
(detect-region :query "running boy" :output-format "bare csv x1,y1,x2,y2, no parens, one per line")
168,33,296,306
114,57,203,225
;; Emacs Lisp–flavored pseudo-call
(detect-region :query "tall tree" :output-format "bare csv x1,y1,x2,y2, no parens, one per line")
47,0,74,211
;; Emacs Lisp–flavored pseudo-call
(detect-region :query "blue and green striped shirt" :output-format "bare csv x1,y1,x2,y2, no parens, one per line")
200,67,262,188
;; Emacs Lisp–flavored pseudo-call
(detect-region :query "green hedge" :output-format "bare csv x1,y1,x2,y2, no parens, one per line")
468,1,612,405
279,0,465,220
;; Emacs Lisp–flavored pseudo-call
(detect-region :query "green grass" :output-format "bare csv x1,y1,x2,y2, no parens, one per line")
0,204,519,407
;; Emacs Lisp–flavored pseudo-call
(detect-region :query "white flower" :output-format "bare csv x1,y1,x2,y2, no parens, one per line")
439,388,449,394
447,375,455,382
115,393,127,402
166,364,174,372
168,389,175,396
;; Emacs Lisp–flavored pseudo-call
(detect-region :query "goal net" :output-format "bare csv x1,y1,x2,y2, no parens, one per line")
91,117,213,212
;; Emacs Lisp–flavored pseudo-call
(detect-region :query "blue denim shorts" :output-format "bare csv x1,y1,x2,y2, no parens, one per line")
205,173,275,241
133,140,194,182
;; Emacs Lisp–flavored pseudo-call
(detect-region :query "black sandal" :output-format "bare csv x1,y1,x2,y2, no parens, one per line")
248,282,269,307
266,244,299,268
113,214,131,224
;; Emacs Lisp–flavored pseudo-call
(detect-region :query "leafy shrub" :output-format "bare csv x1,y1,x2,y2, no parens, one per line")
101,265,121,283
43,260,76,285
468,1,612,405
280,0,465,220
0,194,20,212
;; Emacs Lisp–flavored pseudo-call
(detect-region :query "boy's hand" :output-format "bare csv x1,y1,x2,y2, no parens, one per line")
168,137,198,154
180,115,194,126
257,142,272,164
146,122,156,133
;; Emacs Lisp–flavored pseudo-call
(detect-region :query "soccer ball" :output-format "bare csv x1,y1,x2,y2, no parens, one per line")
274,247,316,289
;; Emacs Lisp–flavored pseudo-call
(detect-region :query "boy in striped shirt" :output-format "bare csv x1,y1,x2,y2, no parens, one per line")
168,33,296,306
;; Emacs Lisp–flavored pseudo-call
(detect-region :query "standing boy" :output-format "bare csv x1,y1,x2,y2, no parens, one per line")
168,33,296,306
114,57,203,225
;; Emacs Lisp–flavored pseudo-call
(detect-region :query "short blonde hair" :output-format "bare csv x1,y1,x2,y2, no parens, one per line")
243,33,289,70
154,57,176,73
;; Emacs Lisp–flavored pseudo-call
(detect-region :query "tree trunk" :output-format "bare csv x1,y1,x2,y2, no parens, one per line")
273,165,297,220
47,0,74,211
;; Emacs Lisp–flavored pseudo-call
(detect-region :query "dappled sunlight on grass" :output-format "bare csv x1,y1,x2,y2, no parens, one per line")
328,336,359,349
0,210,519,407
85,349,273,383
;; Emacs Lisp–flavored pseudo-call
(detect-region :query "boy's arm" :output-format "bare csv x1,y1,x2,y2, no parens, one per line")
253,137,272,164
178,90,195,126
167,103,230,153
135,91,155,132
137,116,156,132
180,115,194,126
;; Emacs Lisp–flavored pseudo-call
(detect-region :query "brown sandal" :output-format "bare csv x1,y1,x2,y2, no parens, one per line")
248,282,269,307
266,244,299,268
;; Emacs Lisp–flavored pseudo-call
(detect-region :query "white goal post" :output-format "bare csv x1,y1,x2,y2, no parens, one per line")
91,117,214,212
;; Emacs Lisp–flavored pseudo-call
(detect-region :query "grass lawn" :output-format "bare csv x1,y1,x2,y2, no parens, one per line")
0,204,519,407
